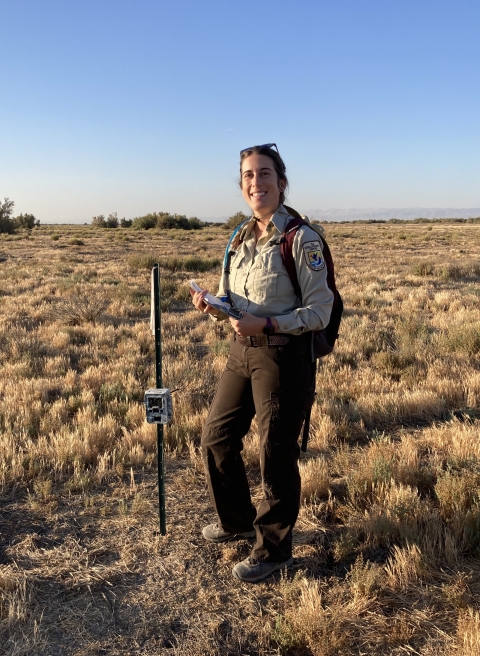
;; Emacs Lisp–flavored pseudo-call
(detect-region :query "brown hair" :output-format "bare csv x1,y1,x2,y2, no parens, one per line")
239,145,289,205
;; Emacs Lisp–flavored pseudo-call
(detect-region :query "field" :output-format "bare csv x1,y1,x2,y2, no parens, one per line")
1,221,480,655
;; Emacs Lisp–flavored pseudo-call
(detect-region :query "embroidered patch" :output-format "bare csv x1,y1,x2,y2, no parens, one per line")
303,241,325,271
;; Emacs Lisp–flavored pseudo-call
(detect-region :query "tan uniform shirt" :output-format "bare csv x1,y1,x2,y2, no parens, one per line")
216,205,334,336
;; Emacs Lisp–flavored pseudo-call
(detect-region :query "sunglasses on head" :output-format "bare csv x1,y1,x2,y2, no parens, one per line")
240,143,279,156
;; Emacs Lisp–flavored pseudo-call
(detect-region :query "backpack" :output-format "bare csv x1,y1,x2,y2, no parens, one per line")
224,206,343,358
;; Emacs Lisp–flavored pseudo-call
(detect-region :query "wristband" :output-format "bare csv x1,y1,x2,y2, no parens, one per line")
263,317,275,336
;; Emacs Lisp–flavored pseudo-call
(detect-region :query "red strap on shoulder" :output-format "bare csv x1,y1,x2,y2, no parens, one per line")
279,217,305,299
279,217,337,301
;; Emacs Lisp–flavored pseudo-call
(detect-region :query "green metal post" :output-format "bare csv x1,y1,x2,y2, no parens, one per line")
153,264,166,535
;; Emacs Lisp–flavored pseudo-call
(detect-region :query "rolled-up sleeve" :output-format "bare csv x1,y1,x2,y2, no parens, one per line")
273,227,334,335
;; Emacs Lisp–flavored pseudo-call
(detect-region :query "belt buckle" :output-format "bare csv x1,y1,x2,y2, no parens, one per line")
255,334,269,348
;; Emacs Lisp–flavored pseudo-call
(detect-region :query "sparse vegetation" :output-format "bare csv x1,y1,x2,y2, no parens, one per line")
130,211,209,230
1,221,480,654
0,199,39,233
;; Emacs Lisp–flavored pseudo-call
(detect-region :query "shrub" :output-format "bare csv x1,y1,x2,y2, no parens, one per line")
131,212,205,231
127,254,158,270
51,292,109,325
223,211,249,230
438,324,480,355
14,213,38,229
412,261,435,276
91,215,106,227
188,216,204,230
157,213,190,230
106,212,119,228
120,218,133,228
0,198,16,234
437,264,464,281
131,214,157,230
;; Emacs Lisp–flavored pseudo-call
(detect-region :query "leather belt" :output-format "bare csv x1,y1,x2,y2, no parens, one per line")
236,334,290,347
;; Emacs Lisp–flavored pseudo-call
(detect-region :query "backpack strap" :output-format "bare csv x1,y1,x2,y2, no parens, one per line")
301,407,312,453
279,216,338,302
223,219,249,274
222,219,250,305
279,216,309,300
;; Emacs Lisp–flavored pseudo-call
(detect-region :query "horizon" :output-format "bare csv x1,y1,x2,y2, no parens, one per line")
26,204,480,226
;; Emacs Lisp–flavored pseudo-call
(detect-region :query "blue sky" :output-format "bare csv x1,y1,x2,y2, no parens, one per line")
1,0,479,223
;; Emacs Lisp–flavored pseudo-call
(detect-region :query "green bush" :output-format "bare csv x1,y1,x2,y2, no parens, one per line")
106,212,119,228
131,212,207,230
131,214,157,230
157,213,189,230
188,216,203,230
0,198,16,234
223,211,249,230
14,213,38,229
91,215,106,227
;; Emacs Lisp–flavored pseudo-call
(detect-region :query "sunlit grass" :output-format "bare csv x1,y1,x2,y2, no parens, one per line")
1,222,480,654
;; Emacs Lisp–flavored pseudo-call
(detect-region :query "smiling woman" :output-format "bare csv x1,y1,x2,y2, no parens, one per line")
239,143,288,215
190,143,335,583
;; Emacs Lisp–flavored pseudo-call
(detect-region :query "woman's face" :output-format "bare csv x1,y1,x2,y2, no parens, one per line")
240,153,286,216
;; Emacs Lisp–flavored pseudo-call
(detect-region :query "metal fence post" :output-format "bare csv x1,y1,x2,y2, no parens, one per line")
152,263,166,535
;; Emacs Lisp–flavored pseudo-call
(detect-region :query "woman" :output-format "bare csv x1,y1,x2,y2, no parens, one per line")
191,143,334,582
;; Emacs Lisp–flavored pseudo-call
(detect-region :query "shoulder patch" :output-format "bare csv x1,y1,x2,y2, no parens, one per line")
302,240,325,271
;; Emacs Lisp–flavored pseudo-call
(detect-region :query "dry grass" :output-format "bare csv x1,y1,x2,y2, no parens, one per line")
1,222,480,654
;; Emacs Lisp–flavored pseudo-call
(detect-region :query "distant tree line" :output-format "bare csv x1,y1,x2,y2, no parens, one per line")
91,212,480,229
91,211,215,230
0,198,39,233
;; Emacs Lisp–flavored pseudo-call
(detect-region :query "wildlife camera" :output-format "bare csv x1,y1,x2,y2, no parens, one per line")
144,389,173,424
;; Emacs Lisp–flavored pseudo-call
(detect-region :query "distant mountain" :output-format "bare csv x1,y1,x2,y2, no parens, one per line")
303,208,480,222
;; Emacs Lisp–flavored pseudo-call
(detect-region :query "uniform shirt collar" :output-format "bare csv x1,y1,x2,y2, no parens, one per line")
270,204,292,234
243,204,292,242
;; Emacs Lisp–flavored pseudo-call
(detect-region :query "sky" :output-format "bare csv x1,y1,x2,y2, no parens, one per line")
1,0,479,223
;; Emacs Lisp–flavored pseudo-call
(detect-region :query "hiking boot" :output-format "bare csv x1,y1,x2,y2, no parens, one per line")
202,523,256,543
232,556,295,583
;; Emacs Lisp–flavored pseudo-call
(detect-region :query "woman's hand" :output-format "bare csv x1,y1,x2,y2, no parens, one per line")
229,312,278,337
190,289,219,316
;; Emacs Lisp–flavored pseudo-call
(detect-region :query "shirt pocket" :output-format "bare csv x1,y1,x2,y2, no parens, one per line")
252,249,290,299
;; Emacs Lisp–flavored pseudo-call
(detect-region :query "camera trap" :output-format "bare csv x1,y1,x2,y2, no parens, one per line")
144,389,173,425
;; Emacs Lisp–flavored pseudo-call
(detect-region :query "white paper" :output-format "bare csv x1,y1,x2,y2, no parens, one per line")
188,280,230,312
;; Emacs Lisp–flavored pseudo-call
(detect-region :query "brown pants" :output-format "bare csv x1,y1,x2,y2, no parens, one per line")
201,332,315,562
